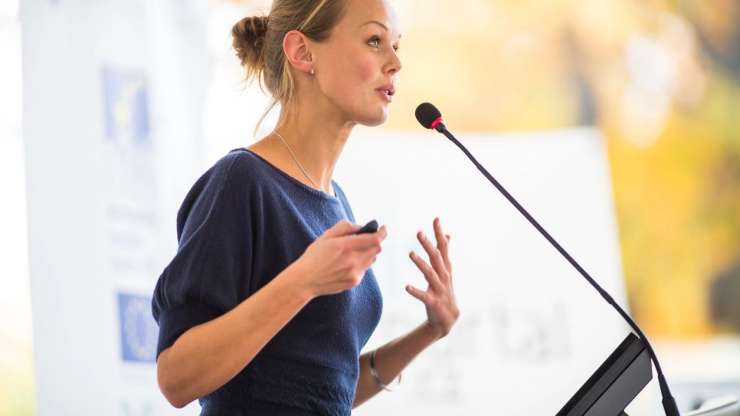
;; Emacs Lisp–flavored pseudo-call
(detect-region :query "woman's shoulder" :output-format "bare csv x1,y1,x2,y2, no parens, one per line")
214,147,263,181
196,147,278,193
175,148,263,237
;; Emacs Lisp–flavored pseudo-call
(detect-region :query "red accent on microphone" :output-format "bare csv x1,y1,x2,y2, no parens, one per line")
430,116,443,130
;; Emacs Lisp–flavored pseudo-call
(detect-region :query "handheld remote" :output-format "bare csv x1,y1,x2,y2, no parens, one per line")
355,219,379,234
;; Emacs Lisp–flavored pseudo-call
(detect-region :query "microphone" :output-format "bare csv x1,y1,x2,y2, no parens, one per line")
416,102,680,416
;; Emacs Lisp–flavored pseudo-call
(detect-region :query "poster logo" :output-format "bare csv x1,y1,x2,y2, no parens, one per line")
102,66,151,143
117,292,157,363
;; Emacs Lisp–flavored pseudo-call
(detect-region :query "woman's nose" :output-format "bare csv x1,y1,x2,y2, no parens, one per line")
387,51,402,75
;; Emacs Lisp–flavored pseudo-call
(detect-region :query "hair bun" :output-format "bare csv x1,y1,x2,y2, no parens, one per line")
232,15,269,74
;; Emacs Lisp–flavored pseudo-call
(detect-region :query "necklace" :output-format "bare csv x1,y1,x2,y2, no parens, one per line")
272,130,330,195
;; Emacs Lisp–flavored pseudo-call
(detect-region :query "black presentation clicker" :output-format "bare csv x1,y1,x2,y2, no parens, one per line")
355,220,379,235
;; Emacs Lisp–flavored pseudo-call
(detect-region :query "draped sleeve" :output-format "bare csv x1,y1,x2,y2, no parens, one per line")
151,152,255,359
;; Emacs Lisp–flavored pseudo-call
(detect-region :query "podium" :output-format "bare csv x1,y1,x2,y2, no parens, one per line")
557,333,651,415
557,333,740,416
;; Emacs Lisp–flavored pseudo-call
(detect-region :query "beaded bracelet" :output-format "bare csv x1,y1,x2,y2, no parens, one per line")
370,348,402,392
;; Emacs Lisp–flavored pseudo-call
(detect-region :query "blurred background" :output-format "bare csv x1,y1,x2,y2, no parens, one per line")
1,0,739,414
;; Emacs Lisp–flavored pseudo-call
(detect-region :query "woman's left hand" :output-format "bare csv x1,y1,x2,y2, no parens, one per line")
406,217,460,340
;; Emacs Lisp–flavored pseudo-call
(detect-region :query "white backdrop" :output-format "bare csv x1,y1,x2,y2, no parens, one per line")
339,127,655,415
21,1,659,414
22,0,207,414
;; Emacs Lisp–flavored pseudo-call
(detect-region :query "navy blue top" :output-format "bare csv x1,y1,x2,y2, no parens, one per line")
151,148,383,415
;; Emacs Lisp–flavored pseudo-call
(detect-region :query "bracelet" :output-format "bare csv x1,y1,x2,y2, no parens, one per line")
370,348,402,392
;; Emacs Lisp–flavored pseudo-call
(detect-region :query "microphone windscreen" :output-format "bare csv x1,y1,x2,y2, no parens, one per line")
415,102,442,129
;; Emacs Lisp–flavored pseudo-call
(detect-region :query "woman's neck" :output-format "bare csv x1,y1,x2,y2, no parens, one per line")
248,101,356,195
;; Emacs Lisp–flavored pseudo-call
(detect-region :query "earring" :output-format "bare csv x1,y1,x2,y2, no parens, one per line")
310,68,315,75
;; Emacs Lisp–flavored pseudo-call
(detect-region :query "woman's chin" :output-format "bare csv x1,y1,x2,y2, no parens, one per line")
358,108,389,127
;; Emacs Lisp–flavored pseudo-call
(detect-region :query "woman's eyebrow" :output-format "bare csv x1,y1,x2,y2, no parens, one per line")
360,20,402,39
361,20,388,31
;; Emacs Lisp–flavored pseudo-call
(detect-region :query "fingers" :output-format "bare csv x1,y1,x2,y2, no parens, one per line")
409,250,444,291
344,225,387,251
322,219,361,238
405,284,429,303
417,229,449,283
432,217,452,273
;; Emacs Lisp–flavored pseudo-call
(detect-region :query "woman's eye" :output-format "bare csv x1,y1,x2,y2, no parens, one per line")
368,36,381,48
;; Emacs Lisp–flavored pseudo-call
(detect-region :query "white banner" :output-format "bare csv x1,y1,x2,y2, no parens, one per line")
339,127,645,415
22,0,206,414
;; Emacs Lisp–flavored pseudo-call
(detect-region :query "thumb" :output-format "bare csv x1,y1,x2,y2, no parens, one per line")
321,219,360,239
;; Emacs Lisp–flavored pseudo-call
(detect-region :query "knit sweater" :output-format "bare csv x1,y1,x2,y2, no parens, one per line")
152,148,383,415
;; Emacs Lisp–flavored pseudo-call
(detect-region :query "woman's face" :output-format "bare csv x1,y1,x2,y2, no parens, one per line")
311,0,402,126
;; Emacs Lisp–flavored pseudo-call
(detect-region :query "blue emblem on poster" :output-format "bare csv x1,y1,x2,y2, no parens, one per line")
117,292,157,363
102,66,151,143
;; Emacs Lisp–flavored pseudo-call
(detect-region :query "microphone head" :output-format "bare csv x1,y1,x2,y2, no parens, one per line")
415,102,442,129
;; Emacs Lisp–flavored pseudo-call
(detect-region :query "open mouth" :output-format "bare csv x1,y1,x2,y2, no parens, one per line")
376,86,395,102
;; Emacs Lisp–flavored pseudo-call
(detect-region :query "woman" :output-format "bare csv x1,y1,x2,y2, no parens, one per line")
152,0,459,414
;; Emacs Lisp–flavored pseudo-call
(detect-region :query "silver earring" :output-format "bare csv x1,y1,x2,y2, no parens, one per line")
310,68,315,75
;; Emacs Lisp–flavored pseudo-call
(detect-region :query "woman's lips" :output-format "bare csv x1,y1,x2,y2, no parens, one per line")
376,88,393,103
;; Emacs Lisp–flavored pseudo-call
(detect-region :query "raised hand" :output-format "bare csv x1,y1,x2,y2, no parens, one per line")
406,217,459,339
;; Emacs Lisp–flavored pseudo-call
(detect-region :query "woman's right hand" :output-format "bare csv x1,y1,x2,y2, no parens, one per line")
296,219,387,297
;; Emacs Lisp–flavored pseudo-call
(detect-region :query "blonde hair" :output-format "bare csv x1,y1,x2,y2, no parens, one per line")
231,0,347,134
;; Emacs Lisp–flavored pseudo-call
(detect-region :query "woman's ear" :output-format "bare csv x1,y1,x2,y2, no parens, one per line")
283,30,314,75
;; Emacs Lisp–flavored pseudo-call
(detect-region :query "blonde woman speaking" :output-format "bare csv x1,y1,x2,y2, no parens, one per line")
152,0,459,414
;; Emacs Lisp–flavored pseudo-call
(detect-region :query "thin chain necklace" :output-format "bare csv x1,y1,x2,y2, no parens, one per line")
272,130,330,195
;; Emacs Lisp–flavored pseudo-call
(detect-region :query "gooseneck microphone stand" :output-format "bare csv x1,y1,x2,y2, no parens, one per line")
415,102,680,416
